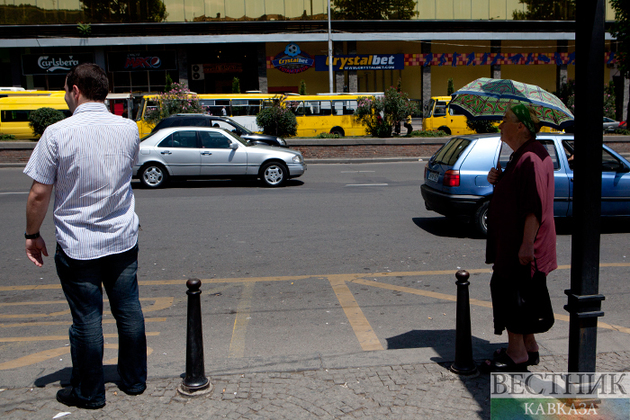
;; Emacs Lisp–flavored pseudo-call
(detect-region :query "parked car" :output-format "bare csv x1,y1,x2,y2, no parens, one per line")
421,134,630,235
603,117,621,133
134,127,306,188
152,114,287,147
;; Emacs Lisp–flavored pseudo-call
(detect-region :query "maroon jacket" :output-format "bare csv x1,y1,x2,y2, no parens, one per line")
486,139,558,276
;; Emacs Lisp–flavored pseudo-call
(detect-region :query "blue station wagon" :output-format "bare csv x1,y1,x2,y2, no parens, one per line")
421,134,630,235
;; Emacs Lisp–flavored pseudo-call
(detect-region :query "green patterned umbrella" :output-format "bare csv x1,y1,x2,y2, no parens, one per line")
449,78,574,130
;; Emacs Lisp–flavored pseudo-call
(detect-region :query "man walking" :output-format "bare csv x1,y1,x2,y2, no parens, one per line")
24,63,147,409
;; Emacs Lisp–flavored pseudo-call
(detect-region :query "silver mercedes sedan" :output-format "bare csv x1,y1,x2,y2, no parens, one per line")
133,127,306,188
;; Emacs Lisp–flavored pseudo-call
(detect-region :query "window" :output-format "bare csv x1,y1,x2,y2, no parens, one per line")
434,102,448,117
159,131,198,148
1,110,31,122
332,100,358,116
199,131,231,148
433,138,471,166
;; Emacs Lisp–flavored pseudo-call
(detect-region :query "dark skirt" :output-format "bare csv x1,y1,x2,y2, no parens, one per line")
490,265,551,335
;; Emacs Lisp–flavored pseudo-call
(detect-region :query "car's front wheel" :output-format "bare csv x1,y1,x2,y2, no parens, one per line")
260,162,288,187
140,163,169,188
474,201,490,236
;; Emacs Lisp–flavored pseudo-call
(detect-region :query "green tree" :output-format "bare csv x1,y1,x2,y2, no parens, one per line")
164,74,173,92
512,0,575,20
354,87,419,137
332,0,417,20
28,107,66,137
299,80,307,95
81,0,168,23
447,78,454,96
144,82,205,124
256,97,298,137
610,0,630,78
232,77,241,93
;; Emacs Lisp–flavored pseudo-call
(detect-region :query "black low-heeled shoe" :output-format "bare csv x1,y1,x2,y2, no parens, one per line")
482,350,529,372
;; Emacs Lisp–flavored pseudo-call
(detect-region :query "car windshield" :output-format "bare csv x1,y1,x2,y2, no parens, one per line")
222,129,251,146
224,119,252,135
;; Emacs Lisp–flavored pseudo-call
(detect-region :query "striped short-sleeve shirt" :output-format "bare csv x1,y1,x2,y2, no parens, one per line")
24,102,140,260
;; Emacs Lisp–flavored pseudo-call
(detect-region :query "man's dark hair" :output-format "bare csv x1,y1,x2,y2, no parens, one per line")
65,63,109,102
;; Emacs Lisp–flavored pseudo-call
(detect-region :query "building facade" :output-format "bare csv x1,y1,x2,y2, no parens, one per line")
0,0,627,120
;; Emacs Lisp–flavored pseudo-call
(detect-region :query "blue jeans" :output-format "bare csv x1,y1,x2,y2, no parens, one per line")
55,244,147,406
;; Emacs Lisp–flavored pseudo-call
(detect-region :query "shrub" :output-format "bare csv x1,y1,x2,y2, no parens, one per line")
466,119,499,134
1,133,16,140
354,87,419,138
232,77,241,93
28,107,66,137
409,130,449,137
144,82,205,124
256,97,297,137
315,132,340,139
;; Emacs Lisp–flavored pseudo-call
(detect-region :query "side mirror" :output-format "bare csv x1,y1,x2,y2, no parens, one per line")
230,142,238,150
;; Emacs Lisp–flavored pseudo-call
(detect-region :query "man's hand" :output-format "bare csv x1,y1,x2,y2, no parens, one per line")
26,236,48,267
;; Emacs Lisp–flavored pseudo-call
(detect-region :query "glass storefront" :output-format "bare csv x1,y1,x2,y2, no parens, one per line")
0,0,617,25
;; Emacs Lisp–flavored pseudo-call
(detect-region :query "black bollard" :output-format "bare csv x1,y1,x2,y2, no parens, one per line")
450,270,479,376
178,278,212,396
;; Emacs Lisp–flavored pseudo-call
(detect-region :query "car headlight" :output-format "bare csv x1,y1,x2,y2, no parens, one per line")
277,137,286,146
292,155,303,163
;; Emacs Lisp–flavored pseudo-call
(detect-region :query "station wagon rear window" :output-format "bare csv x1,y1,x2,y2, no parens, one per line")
432,138,471,166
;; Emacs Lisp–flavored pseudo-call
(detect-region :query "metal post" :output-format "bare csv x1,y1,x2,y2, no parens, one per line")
450,270,478,376
178,278,212,396
565,0,606,373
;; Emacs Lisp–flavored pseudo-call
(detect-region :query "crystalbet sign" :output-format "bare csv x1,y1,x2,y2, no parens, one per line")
491,372,630,419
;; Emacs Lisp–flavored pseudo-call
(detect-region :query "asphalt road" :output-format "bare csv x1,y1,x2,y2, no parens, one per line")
1,163,629,388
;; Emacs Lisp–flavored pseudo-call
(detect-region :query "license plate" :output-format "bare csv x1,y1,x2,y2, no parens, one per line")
428,171,439,182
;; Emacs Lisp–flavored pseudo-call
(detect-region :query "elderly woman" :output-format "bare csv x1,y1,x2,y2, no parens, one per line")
484,104,557,371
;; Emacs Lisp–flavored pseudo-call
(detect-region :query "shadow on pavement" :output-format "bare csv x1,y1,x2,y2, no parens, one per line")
412,217,485,239
34,365,121,388
387,329,499,420
132,179,304,190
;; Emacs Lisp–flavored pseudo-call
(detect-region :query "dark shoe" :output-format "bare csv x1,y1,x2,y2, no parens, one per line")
527,351,540,366
494,347,539,366
482,350,528,372
118,384,146,396
56,388,105,410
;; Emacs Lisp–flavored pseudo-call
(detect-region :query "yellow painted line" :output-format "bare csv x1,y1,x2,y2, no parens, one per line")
329,275,384,351
350,278,493,308
228,282,255,358
0,331,159,343
353,278,630,334
0,317,167,328
0,297,173,319
3,263,628,292
0,345,154,370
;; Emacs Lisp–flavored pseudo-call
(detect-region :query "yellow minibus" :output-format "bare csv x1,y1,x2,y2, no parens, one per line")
0,96,69,139
282,94,372,137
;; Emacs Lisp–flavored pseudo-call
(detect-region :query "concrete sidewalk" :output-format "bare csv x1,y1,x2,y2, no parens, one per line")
1,350,629,419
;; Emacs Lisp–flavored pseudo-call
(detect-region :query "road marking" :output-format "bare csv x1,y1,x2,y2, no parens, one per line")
0,192,28,196
228,282,255,358
0,331,160,343
0,297,174,319
0,345,154,370
340,171,376,173
0,317,167,328
328,275,384,351
345,183,388,187
351,278,630,335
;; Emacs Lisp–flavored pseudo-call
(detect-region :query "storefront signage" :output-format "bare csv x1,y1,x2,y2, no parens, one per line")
404,52,616,67
21,54,94,75
204,63,243,74
107,51,177,72
314,54,404,71
272,43,314,74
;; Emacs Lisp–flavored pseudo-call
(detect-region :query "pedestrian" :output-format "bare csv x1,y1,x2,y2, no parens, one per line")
404,115,413,135
221,106,227,116
483,103,557,371
24,63,147,409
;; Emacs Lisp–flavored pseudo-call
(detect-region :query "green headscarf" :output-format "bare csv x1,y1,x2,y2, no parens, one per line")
510,103,537,134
